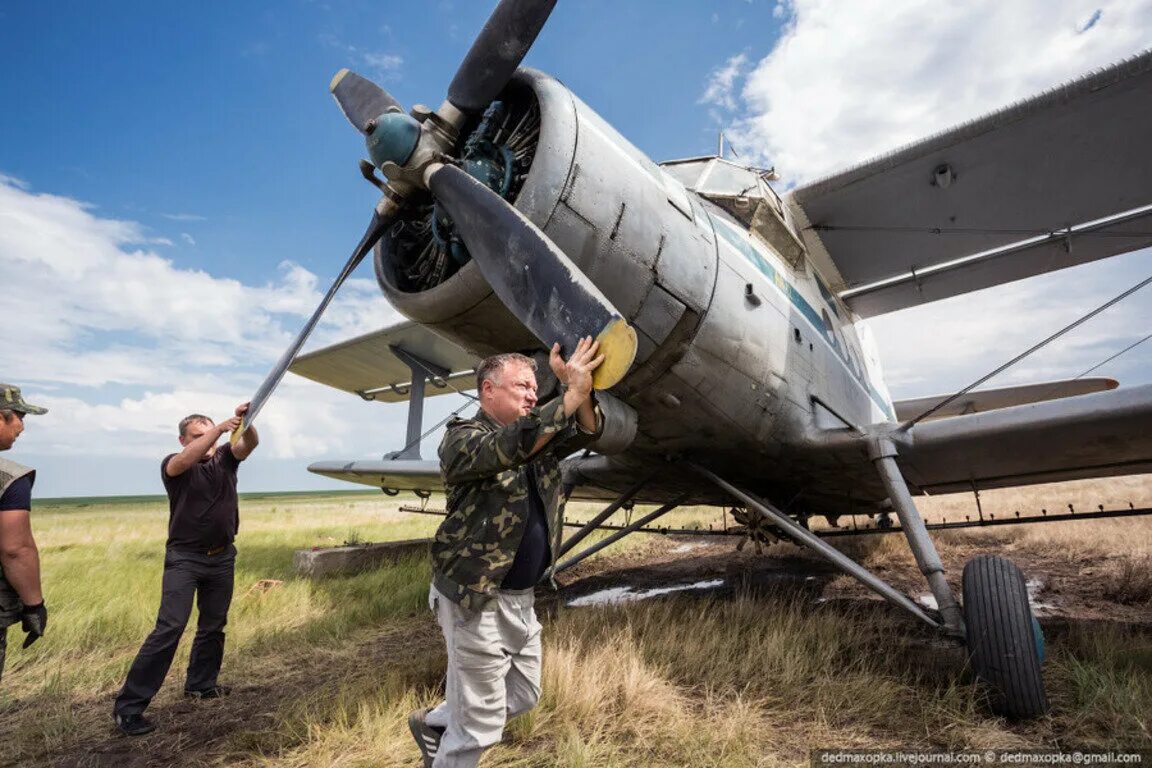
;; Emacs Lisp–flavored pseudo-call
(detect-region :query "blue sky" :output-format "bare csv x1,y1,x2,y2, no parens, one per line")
1,0,779,285
3,0,1150,497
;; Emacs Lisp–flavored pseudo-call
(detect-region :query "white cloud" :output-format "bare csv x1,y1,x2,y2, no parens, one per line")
719,0,1152,185
1,173,30,190
0,177,404,471
181,232,196,246
319,33,404,81
362,52,403,73
162,212,207,222
700,53,750,112
27,378,383,461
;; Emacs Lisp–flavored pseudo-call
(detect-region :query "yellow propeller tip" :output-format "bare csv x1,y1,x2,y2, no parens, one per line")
591,318,638,391
329,68,351,93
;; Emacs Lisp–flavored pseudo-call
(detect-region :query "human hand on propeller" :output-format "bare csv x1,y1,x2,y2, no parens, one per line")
552,337,604,399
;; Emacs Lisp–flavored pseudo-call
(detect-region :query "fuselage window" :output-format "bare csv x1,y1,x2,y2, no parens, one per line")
821,308,841,353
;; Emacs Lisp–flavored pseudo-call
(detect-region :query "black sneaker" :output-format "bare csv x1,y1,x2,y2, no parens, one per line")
113,712,156,736
408,707,445,768
184,684,232,700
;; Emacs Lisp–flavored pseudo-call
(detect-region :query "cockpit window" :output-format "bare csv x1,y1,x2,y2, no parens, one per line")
698,161,760,197
660,160,708,188
816,277,840,317
660,156,806,267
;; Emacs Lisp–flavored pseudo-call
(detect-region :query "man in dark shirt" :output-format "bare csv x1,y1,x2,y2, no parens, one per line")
0,383,49,686
113,403,259,736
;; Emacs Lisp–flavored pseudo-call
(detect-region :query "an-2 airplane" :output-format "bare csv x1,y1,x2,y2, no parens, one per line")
234,1,1152,720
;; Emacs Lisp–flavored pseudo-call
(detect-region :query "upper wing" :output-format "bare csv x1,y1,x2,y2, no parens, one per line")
289,321,479,403
786,50,1152,318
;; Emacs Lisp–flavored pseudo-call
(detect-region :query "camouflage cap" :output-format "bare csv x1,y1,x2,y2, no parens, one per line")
0,384,48,415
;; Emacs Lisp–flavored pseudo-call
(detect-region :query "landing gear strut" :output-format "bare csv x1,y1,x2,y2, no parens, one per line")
870,436,1048,718
869,437,965,637
692,438,1050,721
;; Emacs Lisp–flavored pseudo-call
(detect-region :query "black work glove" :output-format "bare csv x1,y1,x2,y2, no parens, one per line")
20,601,47,649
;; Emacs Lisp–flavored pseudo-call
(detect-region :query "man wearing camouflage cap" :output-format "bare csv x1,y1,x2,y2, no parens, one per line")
409,337,605,768
0,384,49,685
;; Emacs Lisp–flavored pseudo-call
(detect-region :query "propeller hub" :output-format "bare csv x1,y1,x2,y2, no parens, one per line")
366,112,422,169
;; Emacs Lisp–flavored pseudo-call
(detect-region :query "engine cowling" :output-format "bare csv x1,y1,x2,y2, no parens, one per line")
374,69,718,384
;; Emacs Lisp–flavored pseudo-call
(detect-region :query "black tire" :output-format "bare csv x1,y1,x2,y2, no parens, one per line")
962,554,1049,719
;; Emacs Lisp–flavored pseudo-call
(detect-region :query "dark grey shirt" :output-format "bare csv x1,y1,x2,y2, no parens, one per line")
161,444,240,551
499,463,550,589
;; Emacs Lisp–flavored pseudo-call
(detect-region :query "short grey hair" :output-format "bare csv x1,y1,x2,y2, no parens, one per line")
178,413,214,438
475,353,536,391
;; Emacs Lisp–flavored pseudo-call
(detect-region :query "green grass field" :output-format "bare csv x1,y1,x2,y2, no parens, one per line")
0,488,1149,767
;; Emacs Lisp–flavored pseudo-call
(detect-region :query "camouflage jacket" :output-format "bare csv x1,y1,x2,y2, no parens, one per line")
434,396,602,610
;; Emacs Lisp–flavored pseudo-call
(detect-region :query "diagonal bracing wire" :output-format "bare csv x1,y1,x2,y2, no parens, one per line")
900,273,1152,429
1072,331,1152,380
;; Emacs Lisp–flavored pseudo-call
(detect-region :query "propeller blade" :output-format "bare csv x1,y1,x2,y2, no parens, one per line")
232,206,394,443
447,0,558,114
426,163,637,390
330,69,403,133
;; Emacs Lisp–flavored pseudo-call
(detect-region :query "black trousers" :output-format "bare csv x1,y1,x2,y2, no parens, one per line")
114,546,236,715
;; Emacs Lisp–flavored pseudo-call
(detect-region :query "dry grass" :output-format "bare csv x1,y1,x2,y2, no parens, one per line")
1,477,1150,766
228,586,1151,767
1102,555,1152,605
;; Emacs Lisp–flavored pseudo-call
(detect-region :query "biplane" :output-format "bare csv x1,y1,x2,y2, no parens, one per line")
234,1,1152,719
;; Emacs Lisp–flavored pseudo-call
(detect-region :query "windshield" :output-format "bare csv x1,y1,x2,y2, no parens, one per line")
698,160,760,197
659,160,710,189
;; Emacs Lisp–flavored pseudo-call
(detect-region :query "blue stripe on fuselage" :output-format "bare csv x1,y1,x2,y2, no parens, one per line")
708,211,895,421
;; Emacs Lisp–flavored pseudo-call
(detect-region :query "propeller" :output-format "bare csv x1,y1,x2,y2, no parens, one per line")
447,0,559,114
238,0,636,439
425,163,636,389
330,69,402,134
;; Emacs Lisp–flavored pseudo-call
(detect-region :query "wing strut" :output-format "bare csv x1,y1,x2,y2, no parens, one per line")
384,345,452,461
901,272,1152,428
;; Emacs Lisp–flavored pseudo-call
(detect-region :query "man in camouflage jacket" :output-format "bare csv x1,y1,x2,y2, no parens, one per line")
410,338,605,768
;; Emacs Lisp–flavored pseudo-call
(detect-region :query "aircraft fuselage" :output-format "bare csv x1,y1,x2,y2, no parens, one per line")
373,69,896,518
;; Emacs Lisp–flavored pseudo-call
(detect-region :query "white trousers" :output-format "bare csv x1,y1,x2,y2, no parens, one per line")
426,585,543,768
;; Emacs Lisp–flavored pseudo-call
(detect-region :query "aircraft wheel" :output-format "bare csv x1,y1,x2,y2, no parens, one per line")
962,554,1049,719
